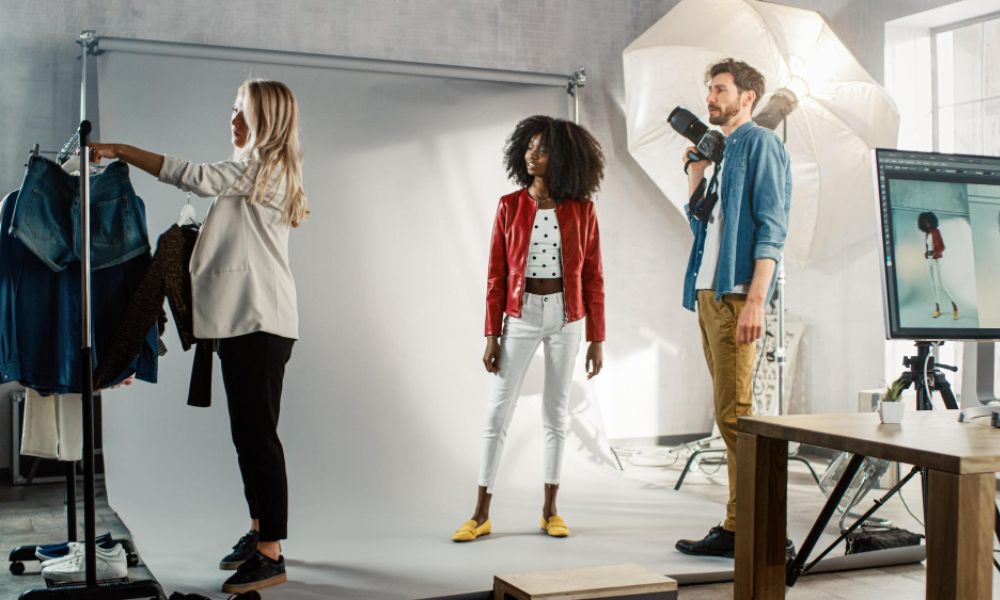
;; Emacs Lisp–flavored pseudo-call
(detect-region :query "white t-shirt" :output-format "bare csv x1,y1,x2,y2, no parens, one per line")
695,165,748,294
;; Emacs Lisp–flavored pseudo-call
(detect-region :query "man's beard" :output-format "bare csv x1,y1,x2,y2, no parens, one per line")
707,102,740,126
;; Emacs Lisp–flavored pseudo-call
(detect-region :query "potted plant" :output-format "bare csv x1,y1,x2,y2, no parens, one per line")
879,376,906,424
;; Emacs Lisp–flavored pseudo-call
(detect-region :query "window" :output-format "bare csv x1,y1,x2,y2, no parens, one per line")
933,13,1000,156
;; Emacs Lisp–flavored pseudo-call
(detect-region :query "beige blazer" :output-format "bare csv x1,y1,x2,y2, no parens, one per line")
158,155,298,340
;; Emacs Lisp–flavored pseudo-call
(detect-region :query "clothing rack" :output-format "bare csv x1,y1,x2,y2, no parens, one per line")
10,31,165,600
8,144,84,575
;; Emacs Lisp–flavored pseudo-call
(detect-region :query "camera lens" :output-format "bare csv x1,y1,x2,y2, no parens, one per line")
668,107,708,146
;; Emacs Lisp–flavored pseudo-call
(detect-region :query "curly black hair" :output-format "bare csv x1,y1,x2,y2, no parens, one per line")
917,211,939,233
503,115,605,202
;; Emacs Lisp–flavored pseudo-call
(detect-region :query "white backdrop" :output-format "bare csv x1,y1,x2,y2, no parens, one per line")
96,43,630,595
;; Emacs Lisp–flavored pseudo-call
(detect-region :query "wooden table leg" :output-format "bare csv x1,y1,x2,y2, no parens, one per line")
735,431,787,600
926,470,993,599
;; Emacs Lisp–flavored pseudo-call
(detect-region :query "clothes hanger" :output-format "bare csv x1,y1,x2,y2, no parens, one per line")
177,192,199,226
57,150,106,175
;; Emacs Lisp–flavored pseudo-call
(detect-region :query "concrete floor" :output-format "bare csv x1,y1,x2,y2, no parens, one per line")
0,477,158,599
1,450,998,599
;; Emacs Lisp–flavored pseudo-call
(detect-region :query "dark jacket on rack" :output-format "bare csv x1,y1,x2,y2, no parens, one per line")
94,224,215,407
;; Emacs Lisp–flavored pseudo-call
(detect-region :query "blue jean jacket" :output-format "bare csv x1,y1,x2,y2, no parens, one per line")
10,157,149,272
682,121,792,311
0,189,158,394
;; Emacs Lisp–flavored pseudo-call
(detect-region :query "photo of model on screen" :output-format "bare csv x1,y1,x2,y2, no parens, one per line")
917,211,959,320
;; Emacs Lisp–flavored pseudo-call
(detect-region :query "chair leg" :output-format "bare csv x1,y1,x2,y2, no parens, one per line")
675,448,727,491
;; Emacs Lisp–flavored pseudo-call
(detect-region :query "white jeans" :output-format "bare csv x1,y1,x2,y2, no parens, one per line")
478,293,583,492
927,259,956,305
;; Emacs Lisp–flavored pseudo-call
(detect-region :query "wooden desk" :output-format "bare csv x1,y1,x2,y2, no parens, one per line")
735,410,1000,599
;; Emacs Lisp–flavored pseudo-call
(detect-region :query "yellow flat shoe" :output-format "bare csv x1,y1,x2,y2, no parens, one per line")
540,515,570,537
452,519,491,542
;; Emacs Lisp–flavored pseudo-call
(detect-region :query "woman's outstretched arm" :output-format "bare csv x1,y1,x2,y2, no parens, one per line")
90,143,164,178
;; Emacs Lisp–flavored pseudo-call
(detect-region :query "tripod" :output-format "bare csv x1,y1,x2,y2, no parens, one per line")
786,340,1000,587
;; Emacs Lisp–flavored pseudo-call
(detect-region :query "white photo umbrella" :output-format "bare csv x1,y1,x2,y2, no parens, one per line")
623,0,900,265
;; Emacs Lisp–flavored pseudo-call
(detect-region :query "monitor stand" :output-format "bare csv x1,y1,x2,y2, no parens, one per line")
959,341,1000,421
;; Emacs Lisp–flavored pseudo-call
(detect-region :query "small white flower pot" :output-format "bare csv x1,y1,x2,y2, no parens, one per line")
879,401,905,424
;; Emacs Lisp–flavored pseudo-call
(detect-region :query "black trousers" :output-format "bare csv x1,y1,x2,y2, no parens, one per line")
219,332,295,541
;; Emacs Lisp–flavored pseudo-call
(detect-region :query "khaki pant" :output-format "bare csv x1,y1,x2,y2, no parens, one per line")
696,290,757,532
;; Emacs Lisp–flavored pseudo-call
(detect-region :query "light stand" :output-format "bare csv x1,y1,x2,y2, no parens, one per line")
776,261,786,415
757,88,797,419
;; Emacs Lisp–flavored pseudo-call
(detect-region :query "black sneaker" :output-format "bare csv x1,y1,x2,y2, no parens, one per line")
674,526,798,561
222,551,287,594
675,525,735,557
219,530,259,570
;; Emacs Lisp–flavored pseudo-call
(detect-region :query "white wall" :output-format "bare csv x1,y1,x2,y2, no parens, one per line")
0,1,966,469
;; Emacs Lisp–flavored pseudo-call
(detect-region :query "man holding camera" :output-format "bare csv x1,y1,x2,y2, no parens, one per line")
674,58,792,558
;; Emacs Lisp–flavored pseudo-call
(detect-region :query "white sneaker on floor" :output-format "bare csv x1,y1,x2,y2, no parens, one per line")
41,544,127,583
40,542,122,568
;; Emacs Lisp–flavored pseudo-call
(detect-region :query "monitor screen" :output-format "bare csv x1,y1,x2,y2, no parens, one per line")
874,148,1000,340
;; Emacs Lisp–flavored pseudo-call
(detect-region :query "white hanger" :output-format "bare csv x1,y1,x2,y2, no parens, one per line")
177,192,198,226
59,150,107,175
60,155,81,174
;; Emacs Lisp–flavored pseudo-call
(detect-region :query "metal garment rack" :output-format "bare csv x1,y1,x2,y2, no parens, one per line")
12,30,163,600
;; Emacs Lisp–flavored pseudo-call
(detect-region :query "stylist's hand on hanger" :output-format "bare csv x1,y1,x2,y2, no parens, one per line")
90,143,165,179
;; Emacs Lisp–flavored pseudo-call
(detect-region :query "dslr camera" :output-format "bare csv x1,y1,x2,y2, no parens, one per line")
668,106,725,165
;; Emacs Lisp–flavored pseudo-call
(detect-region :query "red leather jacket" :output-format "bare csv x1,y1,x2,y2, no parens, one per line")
927,229,945,260
485,189,605,342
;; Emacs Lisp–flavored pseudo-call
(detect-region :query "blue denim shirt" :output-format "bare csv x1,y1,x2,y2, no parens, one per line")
682,121,792,311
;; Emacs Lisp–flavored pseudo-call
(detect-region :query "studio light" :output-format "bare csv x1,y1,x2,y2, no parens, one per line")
752,87,799,131
623,0,899,265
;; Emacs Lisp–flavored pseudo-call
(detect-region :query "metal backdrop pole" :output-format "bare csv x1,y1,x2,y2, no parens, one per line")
79,31,94,122
96,36,570,88
567,67,586,124
79,28,98,589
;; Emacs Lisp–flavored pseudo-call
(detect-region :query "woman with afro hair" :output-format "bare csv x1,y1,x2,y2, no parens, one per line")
452,116,606,542
917,211,958,319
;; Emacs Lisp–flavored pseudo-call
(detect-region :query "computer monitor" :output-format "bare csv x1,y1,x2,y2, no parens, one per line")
874,148,1000,340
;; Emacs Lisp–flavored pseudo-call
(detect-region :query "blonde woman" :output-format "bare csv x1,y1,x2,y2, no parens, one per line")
91,79,307,594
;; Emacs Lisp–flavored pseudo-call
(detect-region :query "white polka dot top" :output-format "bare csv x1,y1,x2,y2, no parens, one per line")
528,208,562,279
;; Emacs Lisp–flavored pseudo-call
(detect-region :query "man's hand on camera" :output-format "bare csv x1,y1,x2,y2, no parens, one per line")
685,146,711,198
682,146,710,174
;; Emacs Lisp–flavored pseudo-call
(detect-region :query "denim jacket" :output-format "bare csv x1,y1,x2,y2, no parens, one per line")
682,121,792,312
0,189,159,394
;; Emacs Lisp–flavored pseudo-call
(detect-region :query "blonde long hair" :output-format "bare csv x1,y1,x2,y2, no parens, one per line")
234,79,309,227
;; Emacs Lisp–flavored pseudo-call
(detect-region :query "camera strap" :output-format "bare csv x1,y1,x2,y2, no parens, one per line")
689,158,723,222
